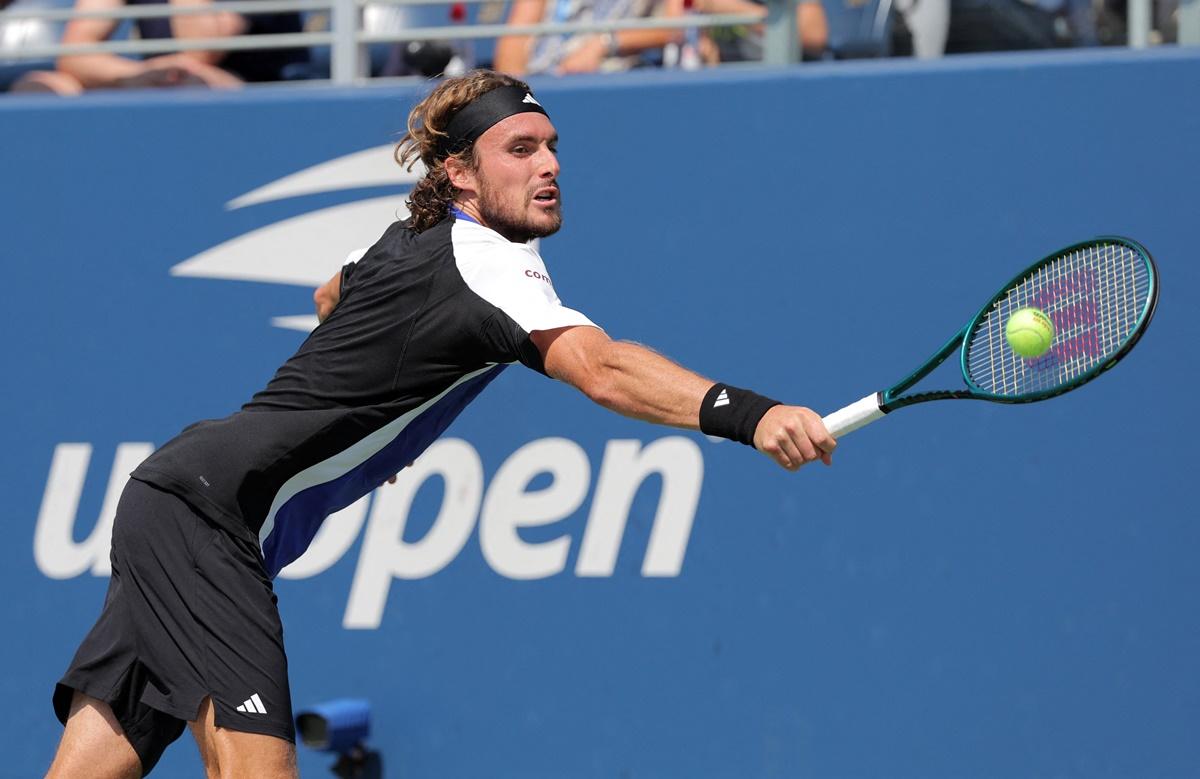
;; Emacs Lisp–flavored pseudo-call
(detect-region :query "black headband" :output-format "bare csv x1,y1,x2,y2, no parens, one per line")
440,86,549,158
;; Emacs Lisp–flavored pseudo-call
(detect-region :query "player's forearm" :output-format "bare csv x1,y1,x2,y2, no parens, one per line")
540,327,830,468
574,341,712,428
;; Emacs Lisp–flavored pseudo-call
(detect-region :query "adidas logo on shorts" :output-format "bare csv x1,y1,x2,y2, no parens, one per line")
236,693,268,714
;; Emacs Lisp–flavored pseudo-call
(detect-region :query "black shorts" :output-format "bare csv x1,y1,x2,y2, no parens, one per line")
53,478,295,775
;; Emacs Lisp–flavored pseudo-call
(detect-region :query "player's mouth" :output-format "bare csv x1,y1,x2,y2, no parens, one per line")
532,186,559,207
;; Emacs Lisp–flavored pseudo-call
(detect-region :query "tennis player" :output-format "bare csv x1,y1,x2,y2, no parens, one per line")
46,69,835,779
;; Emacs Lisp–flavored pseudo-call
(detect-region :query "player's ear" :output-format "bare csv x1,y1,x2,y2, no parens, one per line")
443,156,477,194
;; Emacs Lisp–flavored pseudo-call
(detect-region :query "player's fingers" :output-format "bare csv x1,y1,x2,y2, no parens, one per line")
784,421,819,463
761,438,799,471
775,434,805,471
803,415,837,454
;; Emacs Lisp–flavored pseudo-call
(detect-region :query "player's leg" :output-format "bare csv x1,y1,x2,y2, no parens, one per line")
177,484,298,779
45,692,139,779
189,696,298,779
50,479,297,777
49,480,200,777
52,477,295,778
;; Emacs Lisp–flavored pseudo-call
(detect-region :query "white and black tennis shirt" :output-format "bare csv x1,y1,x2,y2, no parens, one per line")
132,213,597,578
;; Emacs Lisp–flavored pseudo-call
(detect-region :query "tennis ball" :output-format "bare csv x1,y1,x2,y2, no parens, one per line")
1006,307,1055,358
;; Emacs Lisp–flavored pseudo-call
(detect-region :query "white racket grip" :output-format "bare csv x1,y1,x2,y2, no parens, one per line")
821,393,886,438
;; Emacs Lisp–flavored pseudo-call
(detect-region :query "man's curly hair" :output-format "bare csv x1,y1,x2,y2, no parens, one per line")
395,70,532,233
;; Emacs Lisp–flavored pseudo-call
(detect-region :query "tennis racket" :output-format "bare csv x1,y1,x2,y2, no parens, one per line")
821,236,1159,438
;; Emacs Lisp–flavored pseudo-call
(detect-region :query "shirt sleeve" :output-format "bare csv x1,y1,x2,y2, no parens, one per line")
340,247,368,289
458,241,599,335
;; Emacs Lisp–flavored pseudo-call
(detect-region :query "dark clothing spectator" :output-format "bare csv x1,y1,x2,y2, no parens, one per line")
126,0,306,82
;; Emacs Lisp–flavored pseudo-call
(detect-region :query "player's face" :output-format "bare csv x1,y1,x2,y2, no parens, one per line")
470,113,561,243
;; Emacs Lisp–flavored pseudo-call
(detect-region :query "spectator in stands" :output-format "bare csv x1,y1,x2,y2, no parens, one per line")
9,68,84,93
2,0,81,93
700,0,827,62
494,0,827,73
13,0,307,93
944,0,1098,52
895,0,949,58
494,0,695,75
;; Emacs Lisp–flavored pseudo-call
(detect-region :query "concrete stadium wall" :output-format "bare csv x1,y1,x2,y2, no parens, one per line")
2,49,1199,777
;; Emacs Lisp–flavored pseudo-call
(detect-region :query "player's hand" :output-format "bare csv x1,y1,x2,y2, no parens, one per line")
314,270,343,322
752,405,836,470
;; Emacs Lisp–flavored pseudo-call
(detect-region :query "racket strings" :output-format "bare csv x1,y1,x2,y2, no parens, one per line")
965,242,1150,398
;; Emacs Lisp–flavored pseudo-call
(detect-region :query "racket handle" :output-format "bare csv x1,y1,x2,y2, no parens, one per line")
822,393,885,438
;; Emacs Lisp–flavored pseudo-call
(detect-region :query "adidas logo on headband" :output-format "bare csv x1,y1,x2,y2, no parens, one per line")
523,93,542,107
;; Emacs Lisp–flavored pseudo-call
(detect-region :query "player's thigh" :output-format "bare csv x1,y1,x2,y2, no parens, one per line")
189,697,298,779
46,692,140,779
189,515,296,742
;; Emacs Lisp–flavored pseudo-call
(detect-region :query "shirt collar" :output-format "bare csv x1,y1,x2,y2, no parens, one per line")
450,206,479,225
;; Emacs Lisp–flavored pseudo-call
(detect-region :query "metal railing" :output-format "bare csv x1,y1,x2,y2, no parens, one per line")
2,0,1191,85
0,0,777,83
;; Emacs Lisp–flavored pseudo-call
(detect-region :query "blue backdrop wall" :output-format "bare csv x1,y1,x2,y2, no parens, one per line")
2,49,1199,778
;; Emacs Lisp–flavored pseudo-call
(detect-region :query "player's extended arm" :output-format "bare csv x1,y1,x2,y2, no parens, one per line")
533,325,835,470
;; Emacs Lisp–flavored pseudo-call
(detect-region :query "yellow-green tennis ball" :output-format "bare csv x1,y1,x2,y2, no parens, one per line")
1006,307,1055,358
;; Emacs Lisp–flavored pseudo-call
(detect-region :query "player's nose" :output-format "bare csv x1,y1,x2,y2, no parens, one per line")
537,145,559,178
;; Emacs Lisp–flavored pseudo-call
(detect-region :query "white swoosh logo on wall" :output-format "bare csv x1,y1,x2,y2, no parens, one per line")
171,145,425,332
226,145,423,210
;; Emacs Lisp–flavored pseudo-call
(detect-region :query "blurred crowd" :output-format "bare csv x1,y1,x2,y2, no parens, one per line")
0,0,1186,95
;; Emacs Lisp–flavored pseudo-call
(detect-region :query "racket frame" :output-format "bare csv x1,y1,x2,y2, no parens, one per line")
954,235,1158,405
828,236,1159,434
